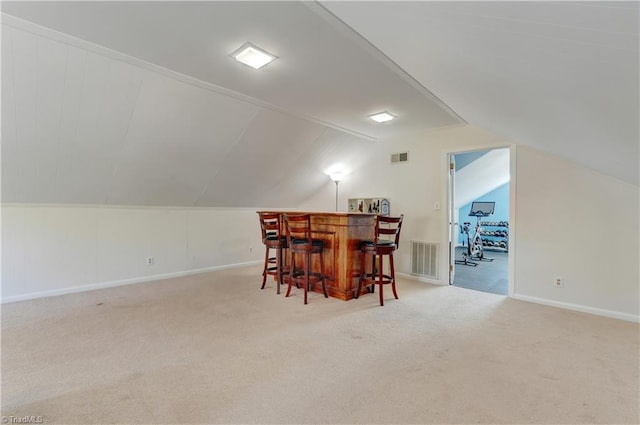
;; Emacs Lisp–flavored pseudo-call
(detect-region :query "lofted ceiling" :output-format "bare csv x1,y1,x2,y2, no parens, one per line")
1,1,638,209
322,1,639,185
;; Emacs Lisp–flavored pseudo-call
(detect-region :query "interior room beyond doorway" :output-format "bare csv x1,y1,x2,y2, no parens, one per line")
452,148,510,295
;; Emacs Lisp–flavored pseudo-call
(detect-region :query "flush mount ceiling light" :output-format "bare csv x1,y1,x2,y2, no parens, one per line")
232,42,277,69
369,111,396,123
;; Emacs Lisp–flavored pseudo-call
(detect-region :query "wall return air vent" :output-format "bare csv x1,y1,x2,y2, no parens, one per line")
411,241,439,279
391,152,409,164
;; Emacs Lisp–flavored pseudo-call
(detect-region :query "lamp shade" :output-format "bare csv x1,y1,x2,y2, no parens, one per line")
329,172,344,182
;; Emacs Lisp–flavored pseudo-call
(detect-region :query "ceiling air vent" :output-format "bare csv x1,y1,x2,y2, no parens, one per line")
391,152,409,164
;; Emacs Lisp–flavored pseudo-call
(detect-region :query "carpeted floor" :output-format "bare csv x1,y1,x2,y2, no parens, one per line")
453,246,508,295
2,265,638,424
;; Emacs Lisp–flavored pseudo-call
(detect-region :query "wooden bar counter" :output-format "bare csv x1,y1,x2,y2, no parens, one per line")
258,211,376,301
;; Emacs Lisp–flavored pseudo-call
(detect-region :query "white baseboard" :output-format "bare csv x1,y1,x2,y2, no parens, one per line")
1,260,262,304
511,294,639,323
397,272,445,286
398,273,638,323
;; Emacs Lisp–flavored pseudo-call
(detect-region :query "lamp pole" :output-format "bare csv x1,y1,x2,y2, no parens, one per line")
329,172,344,212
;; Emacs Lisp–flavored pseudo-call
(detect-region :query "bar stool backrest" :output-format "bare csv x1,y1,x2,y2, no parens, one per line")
375,214,404,247
258,212,281,242
283,214,313,246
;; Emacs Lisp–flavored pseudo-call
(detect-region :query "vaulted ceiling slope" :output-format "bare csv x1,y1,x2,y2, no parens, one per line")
1,20,376,206
2,2,637,211
323,1,640,185
1,1,463,206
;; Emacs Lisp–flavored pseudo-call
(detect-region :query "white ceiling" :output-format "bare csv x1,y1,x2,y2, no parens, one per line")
1,1,462,140
322,1,639,185
1,1,638,208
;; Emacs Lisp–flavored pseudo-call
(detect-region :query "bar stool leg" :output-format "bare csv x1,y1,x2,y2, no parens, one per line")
261,247,269,289
275,246,281,295
286,252,295,298
304,252,309,305
355,251,365,299
378,254,384,306
390,253,398,300
370,255,376,294
320,250,328,298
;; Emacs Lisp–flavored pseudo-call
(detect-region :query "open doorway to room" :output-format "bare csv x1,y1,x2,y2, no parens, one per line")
448,148,510,295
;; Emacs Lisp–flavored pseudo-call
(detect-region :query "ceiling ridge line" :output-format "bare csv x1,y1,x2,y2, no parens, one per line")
1,13,378,142
192,108,261,207
103,69,145,205
305,1,467,126
7,26,20,199
53,38,71,202
555,1,640,11
0,202,270,211
266,126,331,199
427,10,639,51
439,6,639,37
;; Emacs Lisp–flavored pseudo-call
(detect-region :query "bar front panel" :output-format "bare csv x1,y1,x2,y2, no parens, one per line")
258,211,376,300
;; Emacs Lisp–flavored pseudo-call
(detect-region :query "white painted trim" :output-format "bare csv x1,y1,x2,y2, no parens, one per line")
512,294,639,323
0,203,301,212
397,272,446,286
0,260,262,304
508,145,517,297
303,1,466,126
441,143,515,296
0,13,377,142
440,151,452,286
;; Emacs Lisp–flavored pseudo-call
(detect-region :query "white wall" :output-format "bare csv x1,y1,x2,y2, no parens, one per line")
454,148,510,208
512,146,639,321
3,126,637,322
299,125,640,321
1,205,265,302
299,125,508,278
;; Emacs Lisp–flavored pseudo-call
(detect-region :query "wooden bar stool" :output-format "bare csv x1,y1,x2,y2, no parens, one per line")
258,212,288,294
283,214,328,304
355,214,404,306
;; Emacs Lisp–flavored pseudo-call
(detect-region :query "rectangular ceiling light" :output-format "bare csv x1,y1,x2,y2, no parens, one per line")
232,42,277,69
369,111,396,123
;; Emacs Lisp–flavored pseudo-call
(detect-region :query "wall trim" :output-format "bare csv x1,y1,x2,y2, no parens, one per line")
440,143,515,293
1,13,376,142
397,272,445,286
1,260,262,304
400,270,638,323
512,294,639,323
0,203,300,211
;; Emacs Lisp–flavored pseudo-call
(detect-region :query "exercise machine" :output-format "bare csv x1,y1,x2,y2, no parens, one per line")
454,221,478,267
456,201,495,265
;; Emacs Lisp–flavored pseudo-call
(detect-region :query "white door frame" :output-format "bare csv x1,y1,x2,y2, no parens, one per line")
441,144,516,296
448,153,457,285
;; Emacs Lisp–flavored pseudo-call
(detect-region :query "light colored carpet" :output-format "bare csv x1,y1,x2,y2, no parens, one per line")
1,265,638,424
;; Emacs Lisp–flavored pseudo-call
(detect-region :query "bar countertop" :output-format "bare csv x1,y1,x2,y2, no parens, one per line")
257,211,376,300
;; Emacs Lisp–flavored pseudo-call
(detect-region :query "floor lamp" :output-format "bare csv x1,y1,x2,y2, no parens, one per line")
329,173,343,212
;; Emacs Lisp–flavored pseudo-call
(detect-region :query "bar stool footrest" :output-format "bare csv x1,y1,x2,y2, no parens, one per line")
360,273,394,285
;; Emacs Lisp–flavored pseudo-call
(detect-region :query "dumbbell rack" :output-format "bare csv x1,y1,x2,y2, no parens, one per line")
479,221,509,252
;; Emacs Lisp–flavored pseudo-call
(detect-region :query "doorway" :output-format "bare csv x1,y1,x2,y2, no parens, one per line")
448,148,510,295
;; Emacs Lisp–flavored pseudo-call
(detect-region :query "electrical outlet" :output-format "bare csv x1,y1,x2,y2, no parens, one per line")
554,277,563,287
146,257,154,266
